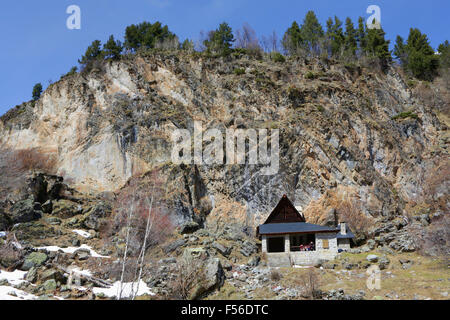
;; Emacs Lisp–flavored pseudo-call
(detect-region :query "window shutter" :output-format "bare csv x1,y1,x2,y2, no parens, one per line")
322,239,329,249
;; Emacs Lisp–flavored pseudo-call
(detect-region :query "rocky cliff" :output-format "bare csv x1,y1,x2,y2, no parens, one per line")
0,52,448,242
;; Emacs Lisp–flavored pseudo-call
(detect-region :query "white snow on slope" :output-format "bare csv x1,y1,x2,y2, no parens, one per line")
0,286,37,300
93,280,155,299
0,269,27,286
37,244,110,258
0,270,37,300
72,229,91,238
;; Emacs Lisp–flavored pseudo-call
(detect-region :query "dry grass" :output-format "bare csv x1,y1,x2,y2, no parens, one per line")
13,148,57,173
304,186,374,238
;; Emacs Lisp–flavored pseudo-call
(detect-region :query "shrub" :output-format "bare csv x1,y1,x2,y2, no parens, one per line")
13,148,57,174
271,52,286,63
299,269,321,299
305,71,316,79
234,68,245,75
391,111,419,120
270,269,282,281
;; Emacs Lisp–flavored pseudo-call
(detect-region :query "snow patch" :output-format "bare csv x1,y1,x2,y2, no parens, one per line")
0,286,37,300
37,244,110,258
92,280,154,299
72,229,91,238
0,269,27,286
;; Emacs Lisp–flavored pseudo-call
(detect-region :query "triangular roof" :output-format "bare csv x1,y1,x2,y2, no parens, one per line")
263,195,305,224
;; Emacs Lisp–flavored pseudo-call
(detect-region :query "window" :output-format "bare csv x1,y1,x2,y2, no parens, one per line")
322,239,329,249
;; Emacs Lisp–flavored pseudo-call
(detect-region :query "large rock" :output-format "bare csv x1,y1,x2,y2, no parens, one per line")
366,254,379,263
82,202,111,231
212,242,231,257
9,198,43,224
163,239,187,253
189,258,225,300
180,221,200,234
389,233,417,252
73,248,91,261
43,279,57,291
240,240,258,257
40,269,65,283
52,199,82,219
22,252,48,271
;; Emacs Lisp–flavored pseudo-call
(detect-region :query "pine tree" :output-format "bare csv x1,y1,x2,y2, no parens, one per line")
203,22,235,56
181,39,194,52
300,11,324,55
124,21,177,51
103,35,123,60
326,16,344,57
78,40,103,67
366,27,391,71
344,17,357,57
438,40,450,70
32,83,43,101
282,21,303,55
393,35,407,66
357,17,368,56
404,28,439,80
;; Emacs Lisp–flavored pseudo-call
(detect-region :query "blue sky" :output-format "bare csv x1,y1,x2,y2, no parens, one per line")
0,0,448,115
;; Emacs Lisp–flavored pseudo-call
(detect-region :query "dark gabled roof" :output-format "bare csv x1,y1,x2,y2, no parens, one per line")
336,224,355,239
263,195,305,224
258,222,338,235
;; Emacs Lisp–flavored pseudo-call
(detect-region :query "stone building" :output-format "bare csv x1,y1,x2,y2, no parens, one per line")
257,195,354,267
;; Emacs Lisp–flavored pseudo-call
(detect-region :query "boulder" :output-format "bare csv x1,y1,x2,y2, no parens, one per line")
378,256,390,270
163,239,186,253
9,198,43,224
40,269,65,283
189,258,225,300
367,239,376,250
180,221,200,234
82,202,111,231
74,248,91,261
52,200,82,219
247,256,260,267
25,267,38,283
42,279,57,292
22,252,48,271
240,241,258,257
212,242,231,257
182,247,208,262
366,254,379,263
389,234,417,252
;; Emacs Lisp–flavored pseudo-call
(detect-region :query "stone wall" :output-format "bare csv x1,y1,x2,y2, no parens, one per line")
337,238,351,251
315,232,338,251
289,251,337,266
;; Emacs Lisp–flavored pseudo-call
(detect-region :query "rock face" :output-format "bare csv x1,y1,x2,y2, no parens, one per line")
0,52,448,243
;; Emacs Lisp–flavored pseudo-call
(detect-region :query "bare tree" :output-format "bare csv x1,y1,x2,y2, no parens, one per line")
113,169,174,300
261,30,279,53
235,23,260,51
